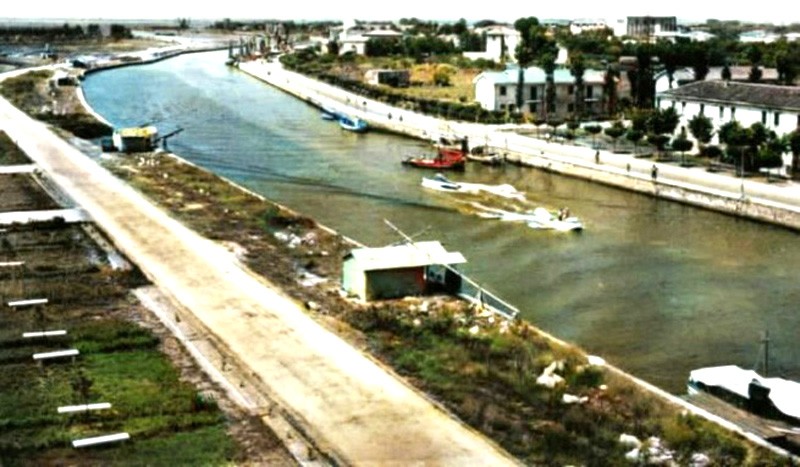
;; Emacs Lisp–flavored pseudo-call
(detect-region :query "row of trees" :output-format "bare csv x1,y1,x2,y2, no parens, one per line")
593,109,800,175
0,23,132,41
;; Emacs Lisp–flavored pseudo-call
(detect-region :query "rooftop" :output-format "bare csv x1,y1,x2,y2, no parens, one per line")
116,126,158,138
474,66,605,86
659,80,800,111
345,241,466,271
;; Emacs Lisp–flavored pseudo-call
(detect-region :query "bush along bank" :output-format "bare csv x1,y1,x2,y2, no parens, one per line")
104,151,788,465
0,70,112,139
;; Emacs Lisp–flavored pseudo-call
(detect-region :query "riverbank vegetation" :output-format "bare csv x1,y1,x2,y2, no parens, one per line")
103,151,787,465
0,71,112,139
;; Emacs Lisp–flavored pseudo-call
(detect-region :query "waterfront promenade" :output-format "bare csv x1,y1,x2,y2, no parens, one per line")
0,96,519,465
238,59,800,231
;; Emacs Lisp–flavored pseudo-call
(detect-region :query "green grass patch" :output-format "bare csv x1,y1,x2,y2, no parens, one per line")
0,131,30,165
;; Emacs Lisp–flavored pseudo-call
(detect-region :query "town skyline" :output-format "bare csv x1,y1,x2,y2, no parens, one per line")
0,0,796,25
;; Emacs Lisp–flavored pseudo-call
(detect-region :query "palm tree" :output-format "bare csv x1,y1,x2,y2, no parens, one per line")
515,17,557,117
514,17,540,112
569,51,586,119
540,52,557,123
789,129,800,179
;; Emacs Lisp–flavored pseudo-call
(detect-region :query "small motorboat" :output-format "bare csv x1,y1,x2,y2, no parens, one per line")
421,173,461,191
527,207,583,232
467,152,504,166
437,147,465,159
402,155,465,171
321,106,341,121
339,115,369,133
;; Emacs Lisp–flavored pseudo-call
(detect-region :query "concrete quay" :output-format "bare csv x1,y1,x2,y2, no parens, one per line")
237,59,800,231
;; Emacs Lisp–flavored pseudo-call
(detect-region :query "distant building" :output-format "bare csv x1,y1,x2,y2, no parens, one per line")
626,16,677,40
342,241,466,301
463,25,520,63
657,80,800,174
332,19,402,56
655,66,780,94
569,19,608,35
473,66,607,119
739,30,781,44
365,69,410,87
653,30,715,42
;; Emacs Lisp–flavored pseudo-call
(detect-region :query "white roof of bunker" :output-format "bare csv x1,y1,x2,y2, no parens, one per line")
346,241,466,271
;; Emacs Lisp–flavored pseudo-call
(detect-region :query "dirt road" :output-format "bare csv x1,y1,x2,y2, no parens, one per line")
0,97,518,466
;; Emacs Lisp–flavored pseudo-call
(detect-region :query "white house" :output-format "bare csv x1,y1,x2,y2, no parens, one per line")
569,19,608,35
333,19,402,56
739,30,781,44
655,66,780,94
463,25,520,63
473,66,607,119
653,30,715,42
657,80,800,174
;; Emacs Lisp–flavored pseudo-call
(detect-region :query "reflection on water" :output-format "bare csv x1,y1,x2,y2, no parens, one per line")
83,51,800,393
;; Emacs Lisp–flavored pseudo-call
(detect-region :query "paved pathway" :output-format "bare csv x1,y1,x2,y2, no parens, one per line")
0,97,518,466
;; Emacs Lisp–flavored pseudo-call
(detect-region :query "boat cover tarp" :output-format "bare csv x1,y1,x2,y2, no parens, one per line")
689,365,800,420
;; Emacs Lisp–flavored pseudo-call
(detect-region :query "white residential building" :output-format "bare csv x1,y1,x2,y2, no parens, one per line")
569,19,608,35
473,66,607,119
463,25,520,63
739,30,781,43
333,19,402,56
657,80,800,174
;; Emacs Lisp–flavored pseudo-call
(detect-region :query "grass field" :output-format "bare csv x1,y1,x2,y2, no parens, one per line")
0,210,240,465
0,131,31,165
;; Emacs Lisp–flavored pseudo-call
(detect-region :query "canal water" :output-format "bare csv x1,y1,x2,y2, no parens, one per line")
83,50,799,393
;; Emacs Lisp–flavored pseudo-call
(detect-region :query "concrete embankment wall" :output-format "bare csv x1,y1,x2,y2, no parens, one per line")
237,60,800,232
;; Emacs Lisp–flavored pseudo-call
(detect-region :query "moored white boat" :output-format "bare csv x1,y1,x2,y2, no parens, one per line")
688,365,800,425
339,115,368,133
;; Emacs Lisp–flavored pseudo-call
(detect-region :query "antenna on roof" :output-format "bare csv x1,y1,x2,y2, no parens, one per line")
383,219,519,319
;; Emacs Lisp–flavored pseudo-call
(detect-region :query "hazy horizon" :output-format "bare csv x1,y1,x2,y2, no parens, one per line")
0,0,796,26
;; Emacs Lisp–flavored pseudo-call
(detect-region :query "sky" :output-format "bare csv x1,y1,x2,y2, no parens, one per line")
0,0,792,25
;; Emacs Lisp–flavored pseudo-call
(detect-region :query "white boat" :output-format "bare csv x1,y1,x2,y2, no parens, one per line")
472,205,583,232
526,207,584,232
421,174,461,191
421,174,525,200
339,115,368,133
467,152,503,166
688,365,800,425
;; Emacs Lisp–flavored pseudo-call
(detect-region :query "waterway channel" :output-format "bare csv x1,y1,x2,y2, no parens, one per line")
82,50,799,393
